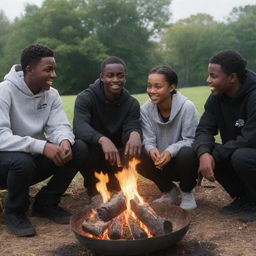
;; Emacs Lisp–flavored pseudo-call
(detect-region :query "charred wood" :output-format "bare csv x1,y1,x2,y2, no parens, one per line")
128,215,148,239
108,214,123,240
96,192,126,221
130,198,173,236
82,212,111,237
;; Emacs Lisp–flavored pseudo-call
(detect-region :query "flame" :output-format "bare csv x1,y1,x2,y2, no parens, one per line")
115,158,144,210
84,158,153,240
95,171,111,203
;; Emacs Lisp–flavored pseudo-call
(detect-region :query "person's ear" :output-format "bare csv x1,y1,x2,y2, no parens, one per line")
169,84,176,93
25,65,33,74
229,73,238,83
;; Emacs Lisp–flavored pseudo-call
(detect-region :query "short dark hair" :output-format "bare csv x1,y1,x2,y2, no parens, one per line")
100,56,126,73
21,43,54,73
149,65,178,94
209,49,247,82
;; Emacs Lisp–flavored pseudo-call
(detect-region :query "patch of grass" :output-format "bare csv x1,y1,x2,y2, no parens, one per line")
62,95,76,124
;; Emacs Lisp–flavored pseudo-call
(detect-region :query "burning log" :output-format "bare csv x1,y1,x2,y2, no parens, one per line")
82,212,111,237
130,198,173,236
108,214,123,240
96,192,126,221
128,215,148,239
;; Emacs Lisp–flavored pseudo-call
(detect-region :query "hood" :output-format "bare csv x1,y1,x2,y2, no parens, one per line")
86,79,131,105
231,69,256,101
144,91,188,124
3,64,39,96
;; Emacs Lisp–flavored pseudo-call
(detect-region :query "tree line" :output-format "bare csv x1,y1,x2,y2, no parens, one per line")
0,0,255,94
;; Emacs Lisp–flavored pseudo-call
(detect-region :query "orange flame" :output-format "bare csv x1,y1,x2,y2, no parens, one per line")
88,158,153,239
95,171,111,203
115,158,144,210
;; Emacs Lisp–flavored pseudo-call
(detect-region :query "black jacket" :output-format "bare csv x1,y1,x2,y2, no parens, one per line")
73,79,141,148
193,70,256,162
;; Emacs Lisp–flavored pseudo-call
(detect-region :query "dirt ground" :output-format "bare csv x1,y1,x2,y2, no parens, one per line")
0,174,256,256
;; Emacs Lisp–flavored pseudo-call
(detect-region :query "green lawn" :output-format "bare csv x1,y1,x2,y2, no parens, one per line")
62,85,210,123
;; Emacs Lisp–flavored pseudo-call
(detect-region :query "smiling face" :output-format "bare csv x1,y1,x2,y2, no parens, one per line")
207,63,240,97
25,57,57,94
100,63,126,101
147,73,175,105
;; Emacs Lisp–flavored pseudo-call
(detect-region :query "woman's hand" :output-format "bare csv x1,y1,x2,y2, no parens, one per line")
154,151,171,169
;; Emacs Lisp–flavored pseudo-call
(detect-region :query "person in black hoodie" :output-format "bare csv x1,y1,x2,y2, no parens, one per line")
73,56,142,197
193,49,256,223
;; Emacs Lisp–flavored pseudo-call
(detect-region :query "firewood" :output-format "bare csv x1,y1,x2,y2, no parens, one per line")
130,198,173,236
96,192,126,221
82,219,111,237
82,212,111,237
108,214,123,240
128,215,148,239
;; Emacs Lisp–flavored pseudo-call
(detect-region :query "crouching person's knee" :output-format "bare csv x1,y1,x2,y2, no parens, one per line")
231,148,254,172
10,153,35,177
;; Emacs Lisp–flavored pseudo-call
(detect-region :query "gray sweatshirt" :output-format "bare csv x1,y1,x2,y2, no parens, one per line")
141,91,198,157
0,65,74,154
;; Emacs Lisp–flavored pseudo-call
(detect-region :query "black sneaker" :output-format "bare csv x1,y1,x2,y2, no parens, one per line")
5,213,36,237
32,205,71,224
239,203,256,223
221,197,249,214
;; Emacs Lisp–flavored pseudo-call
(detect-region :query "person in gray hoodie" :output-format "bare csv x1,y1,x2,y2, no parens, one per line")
136,65,199,210
0,44,87,237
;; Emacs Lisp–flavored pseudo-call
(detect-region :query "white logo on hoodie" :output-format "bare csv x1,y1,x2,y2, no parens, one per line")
235,119,245,127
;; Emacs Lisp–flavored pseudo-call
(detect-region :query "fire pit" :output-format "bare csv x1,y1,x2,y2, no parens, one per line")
71,205,190,255
71,159,191,255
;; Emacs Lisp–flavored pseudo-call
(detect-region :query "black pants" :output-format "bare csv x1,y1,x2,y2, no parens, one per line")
136,146,198,193
214,147,256,202
0,139,87,214
80,145,123,196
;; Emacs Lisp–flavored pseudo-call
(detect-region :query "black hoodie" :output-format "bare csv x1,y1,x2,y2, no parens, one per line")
193,70,256,162
73,79,141,148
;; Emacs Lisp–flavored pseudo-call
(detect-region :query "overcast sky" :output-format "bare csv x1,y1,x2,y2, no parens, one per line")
0,0,255,22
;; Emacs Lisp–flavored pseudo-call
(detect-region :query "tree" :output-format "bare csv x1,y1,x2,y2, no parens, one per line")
161,14,235,86
227,5,256,71
81,0,172,93
0,0,172,94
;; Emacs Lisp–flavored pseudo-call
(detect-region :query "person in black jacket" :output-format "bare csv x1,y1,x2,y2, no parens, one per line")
73,56,142,196
193,49,256,223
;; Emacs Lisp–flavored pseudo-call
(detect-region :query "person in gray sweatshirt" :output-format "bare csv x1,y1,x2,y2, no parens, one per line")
0,44,87,237
136,65,199,210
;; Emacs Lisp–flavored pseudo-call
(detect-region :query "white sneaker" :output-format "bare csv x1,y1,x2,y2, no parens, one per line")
180,190,197,210
153,185,180,204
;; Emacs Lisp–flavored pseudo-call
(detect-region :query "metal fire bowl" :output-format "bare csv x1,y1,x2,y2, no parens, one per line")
70,204,190,255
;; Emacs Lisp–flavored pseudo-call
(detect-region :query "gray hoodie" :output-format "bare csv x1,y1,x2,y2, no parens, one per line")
0,65,74,154
141,91,198,157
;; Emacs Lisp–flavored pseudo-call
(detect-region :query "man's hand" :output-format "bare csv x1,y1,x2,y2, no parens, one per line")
198,152,216,182
154,151,171,169
43,143,64,166
125,131,142,157
98,136,121,167
59,140,72,164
